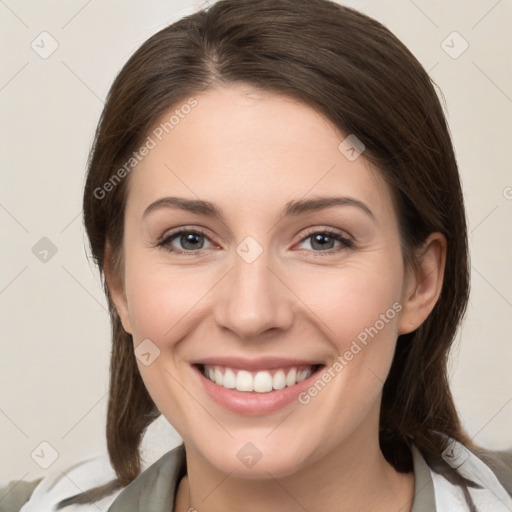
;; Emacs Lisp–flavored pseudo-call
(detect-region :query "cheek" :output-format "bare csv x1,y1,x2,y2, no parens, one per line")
292,267,403,443
124,256,214,342
292,256,404,348
122,256,216,432
290,252,404,414
124,242,404,356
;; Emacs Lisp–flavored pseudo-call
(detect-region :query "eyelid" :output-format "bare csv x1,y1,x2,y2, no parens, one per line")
153,227,215,256
157,226,209,245
293,227,355,254
156,225,355,256
297,226,354,244
157,225,353,242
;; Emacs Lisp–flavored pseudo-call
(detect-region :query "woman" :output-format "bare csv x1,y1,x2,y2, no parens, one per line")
11,0,512,510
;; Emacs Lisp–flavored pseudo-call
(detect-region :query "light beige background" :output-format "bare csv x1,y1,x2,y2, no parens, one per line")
1,0,511,485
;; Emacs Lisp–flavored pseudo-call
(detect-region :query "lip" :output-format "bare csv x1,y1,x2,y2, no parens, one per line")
191,356,323,372
191,360,324,416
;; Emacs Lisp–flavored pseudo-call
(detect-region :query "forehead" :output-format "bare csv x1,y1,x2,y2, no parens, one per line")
125,85,395,223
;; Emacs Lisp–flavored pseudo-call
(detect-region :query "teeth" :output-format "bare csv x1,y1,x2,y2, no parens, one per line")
285,368,297,387
223,368,236,389
236,370,254,392
203,365,315,393
214,367,223,386
297,370,309,382
253,371,273,392
272,370,286,390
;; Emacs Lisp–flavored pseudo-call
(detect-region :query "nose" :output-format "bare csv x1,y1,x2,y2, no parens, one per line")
213,248,294,341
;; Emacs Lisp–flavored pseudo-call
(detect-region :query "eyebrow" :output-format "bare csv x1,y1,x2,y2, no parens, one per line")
143,195,375,221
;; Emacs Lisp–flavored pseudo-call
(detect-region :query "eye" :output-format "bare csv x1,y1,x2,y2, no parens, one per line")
157,229,214,254
156,228,354,256
296,229,354,254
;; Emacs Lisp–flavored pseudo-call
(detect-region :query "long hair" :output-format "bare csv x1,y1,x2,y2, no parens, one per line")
58,0,509,508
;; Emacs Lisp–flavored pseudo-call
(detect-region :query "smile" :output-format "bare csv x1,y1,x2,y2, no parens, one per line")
200,364,317,393
192,358,325,415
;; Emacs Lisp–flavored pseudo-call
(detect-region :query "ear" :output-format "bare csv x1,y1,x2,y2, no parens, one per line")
104,240,133,334
397,232,447,335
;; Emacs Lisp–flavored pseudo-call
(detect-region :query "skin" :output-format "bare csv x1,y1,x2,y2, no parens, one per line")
106,84,446,512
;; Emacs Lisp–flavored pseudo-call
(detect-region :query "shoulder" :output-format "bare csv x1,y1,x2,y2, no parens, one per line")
108,444,186,512
3,419,183,512
10,454,121,512
0,478,42,512
420,439,512,511
472,447,512,495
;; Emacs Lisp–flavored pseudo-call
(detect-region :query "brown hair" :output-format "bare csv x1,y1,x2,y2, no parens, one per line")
57,0,508,508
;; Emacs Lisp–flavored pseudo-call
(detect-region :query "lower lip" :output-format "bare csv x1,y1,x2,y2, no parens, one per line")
193,365,323,416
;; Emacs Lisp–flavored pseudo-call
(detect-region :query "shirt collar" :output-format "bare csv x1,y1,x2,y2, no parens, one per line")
108,442,437,512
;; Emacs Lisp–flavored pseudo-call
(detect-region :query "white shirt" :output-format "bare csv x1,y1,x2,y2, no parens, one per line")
19,437,512,512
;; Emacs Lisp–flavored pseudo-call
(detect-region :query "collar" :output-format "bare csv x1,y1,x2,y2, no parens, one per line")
107,440,511,512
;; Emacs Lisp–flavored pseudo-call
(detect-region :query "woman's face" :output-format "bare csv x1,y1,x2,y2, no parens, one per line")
110,84,422,477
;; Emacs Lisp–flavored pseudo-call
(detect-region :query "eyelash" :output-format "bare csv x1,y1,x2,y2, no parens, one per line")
156,228,355,257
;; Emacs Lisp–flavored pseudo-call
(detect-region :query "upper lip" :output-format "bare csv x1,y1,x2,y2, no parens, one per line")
191,356,324,371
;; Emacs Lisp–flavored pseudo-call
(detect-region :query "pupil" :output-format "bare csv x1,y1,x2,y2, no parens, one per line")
181,233,203,250
312,234,334,250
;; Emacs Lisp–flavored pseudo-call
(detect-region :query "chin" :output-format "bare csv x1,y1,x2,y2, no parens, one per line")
186,430,323,479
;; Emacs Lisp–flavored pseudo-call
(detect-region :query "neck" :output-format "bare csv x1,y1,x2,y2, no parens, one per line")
175,424,415,512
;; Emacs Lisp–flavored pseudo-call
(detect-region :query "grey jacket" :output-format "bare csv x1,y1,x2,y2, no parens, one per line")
106,443,438,511
4,441,512,511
